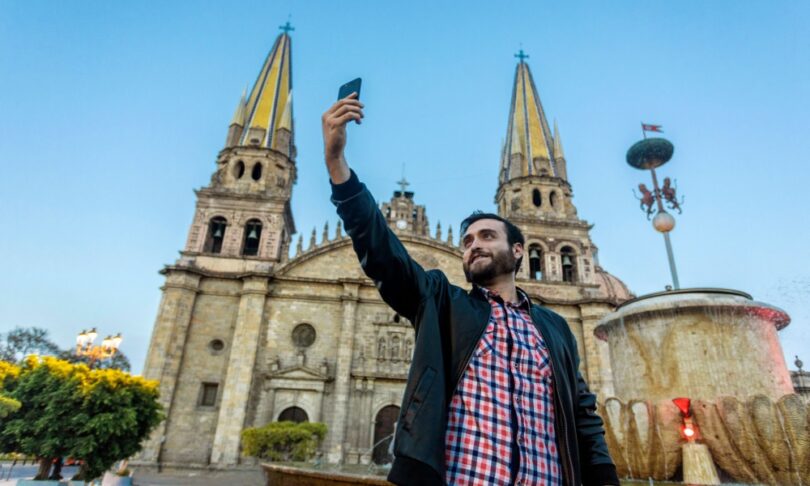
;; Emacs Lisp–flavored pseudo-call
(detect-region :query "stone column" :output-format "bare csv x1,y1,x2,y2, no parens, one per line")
580,303,613,398
326,282,359,462
211,276,268,465
137,269,201,463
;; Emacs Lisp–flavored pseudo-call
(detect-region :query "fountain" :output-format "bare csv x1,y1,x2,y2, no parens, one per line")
593,130,807,485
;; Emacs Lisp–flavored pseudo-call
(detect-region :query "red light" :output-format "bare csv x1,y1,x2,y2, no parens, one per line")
672,397,691,417
680,417,698,442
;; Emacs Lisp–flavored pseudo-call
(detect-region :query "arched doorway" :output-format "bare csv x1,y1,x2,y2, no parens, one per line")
278,406,308,423
372,405,400,464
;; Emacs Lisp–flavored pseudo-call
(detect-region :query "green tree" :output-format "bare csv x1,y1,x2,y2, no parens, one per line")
0,357,80,479
241,421,327,462
0,357,163,481
68,365,163,480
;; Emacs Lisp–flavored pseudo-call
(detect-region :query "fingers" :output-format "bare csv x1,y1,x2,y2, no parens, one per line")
332,103,364,120
323,103,364,128
325,96,364,116
333,111,362,126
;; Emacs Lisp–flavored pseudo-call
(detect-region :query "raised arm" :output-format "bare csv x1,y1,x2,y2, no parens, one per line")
322,95,440,323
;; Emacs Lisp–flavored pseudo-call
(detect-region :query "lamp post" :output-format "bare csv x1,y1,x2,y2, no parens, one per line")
75,328,122,367
627,127,685,289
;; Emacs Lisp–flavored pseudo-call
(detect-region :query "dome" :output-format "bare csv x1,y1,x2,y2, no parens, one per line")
593,266,634,304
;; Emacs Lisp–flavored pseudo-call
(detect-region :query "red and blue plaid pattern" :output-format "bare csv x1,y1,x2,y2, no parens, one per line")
445,288,562,485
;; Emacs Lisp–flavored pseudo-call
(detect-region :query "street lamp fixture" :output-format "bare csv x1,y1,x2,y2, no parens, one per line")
75,328,122,366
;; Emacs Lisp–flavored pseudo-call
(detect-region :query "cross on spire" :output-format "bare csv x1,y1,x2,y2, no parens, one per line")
279,21,295,34
515,49,529,62
397,177,410,193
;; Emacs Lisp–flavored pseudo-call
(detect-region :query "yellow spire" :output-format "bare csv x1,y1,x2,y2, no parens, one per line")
277,90,293,132
230,87,247,126
502,52,557,178
240,31,293,148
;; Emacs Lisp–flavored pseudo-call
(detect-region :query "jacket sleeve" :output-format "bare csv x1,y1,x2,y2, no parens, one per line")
331,171,439,323
564,319,620,486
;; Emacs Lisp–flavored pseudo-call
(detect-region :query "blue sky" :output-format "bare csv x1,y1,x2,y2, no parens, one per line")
1,1,808,375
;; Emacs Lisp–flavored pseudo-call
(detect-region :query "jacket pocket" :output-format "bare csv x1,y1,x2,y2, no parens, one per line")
473,326,496,358
401,367,436,431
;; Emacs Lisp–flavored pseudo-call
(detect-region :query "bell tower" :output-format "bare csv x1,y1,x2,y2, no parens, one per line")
495,51,597,286
183,29,297,272
139,26,298,469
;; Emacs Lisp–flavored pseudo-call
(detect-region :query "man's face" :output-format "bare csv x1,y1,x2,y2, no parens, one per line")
461,219,522,284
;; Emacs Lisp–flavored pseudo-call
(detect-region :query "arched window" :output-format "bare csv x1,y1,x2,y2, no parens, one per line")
532,189,542,207
241,219,262,256
251,162,263,181
528,245,544,281
233,160,245,179
204,217,227,254
372,406,400,464
561,246,577,283
550,191,558,208
278,406,308,423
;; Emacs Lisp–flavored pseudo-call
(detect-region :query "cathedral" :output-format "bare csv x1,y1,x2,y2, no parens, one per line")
136,29,633,469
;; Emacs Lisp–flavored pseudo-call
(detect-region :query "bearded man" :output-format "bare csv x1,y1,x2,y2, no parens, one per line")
323,94,619,486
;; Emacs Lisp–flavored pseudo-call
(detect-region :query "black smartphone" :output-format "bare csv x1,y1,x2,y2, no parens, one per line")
338,77,362,100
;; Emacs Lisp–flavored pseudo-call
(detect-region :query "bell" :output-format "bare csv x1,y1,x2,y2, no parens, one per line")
529,248,540,259
247,228,259,240
562,254,572,266
214,227,223,238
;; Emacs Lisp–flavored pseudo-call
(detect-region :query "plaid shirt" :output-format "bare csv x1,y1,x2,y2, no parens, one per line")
445,287,562,485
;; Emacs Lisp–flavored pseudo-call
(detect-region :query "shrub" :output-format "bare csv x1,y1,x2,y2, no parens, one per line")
242,421,327,462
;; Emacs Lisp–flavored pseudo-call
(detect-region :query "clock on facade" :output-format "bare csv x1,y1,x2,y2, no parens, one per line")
396,219,407,230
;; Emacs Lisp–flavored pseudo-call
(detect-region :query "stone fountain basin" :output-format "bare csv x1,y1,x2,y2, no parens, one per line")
594,288,792,402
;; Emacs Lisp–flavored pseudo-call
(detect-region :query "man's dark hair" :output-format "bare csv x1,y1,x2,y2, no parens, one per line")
460,211,525,272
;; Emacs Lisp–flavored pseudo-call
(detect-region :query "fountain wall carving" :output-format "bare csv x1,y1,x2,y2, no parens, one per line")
693,394,810,485
601,398,682,480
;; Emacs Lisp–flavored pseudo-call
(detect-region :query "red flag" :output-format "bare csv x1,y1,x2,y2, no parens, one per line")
642,123,663,133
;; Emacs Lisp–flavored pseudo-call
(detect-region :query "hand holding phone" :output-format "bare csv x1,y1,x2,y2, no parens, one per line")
322,79,365,183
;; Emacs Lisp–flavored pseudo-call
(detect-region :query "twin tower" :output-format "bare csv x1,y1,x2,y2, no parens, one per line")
138,29,631,467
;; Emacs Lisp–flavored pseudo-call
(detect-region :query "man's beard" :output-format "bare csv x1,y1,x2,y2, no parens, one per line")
464,248,517,285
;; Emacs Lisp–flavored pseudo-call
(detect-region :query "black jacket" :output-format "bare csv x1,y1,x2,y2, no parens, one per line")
332,171,619,486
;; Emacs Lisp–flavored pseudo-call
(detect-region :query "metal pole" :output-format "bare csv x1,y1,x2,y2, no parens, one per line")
650,167,680,289
662,232,680,289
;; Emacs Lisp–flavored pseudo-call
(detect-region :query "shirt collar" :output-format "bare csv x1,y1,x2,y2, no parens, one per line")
476,285,532,310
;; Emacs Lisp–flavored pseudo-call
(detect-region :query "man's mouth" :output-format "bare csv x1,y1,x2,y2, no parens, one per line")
470,254,490,264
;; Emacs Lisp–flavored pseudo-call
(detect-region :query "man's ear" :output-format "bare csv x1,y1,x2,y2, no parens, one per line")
512,242,524,260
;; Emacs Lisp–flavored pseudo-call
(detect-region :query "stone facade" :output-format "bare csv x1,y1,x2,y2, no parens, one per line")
135,32,633,468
